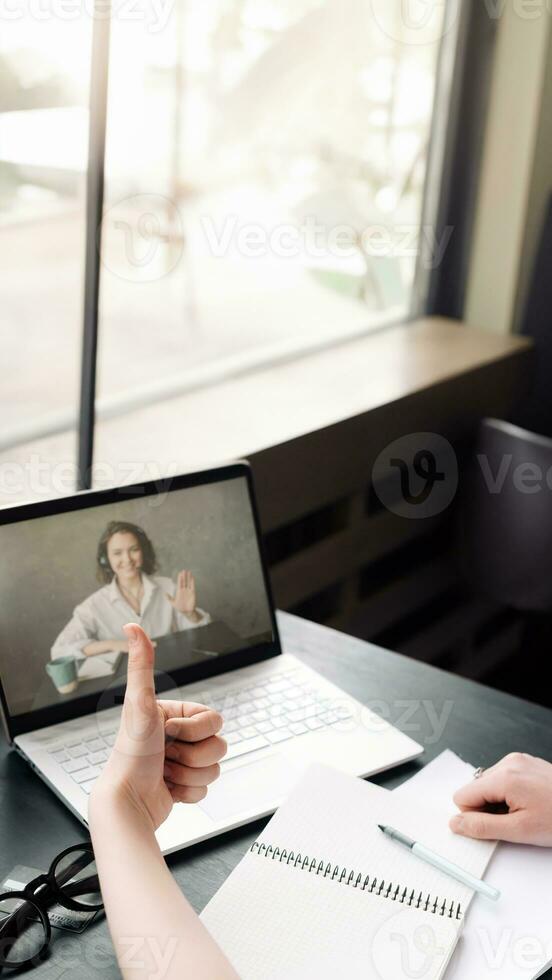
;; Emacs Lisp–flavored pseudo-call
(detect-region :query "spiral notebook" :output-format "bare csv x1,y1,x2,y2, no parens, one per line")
201,763,496,980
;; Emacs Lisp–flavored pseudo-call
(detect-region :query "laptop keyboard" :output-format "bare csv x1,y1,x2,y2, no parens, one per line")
47,731,117,794
46,666,353,795
206,666,351,759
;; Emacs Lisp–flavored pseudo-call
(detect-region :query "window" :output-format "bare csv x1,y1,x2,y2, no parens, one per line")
0,14,92,503
1,0,452,504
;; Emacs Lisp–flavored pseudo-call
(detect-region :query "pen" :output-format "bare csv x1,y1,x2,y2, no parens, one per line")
378,825,501,902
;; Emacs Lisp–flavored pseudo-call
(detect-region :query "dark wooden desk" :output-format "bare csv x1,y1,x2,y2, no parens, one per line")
1,612,551,979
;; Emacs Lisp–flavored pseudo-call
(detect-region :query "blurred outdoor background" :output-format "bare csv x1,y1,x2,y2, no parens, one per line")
1,0,444,495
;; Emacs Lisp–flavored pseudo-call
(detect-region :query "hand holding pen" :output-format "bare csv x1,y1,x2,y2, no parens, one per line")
450,753,552,846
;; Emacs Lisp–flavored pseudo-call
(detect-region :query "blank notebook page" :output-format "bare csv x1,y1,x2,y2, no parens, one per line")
201,764,496,980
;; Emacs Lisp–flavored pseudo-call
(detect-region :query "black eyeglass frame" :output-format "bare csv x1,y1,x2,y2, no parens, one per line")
0,843,102,970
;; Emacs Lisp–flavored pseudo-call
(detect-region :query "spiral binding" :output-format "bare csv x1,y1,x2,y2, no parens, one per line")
249,842,463,921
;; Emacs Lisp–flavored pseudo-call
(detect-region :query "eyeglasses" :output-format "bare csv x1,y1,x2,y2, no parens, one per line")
0,843,102,970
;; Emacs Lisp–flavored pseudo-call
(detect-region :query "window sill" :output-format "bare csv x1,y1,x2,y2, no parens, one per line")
94,315,531,471
0,316,532,508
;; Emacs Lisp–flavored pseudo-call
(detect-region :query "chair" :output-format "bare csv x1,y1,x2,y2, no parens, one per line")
457,417,552,612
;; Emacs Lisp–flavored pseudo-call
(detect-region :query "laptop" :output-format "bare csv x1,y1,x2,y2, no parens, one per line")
0,462,423,854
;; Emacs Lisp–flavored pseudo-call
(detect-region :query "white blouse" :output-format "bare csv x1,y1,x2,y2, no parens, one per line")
51,574,211,661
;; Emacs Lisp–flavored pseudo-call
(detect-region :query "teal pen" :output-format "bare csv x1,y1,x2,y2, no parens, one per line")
378,825,501,902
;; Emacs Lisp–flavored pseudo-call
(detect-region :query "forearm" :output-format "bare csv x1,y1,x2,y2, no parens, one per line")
83,640,118,657
89,790,238,980
175,607,211,629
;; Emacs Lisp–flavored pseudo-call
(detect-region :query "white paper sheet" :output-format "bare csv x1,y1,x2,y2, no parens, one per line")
395,751,552,980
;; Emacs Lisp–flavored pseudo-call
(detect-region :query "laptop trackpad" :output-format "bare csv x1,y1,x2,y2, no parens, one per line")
199,753,301,823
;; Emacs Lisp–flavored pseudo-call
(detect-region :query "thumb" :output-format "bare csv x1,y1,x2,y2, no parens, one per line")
118,624,160,753
123,623,155,695
450,810,507,841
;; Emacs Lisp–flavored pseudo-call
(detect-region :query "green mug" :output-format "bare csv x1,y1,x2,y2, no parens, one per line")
46,656,78,694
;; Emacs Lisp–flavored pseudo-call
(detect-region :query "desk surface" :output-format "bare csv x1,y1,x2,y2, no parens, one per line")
1,611,551,979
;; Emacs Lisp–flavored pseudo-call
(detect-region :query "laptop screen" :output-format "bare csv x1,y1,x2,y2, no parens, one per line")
0,467,277,728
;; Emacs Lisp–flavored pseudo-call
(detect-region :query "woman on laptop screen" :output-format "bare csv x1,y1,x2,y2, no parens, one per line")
50,521,211,662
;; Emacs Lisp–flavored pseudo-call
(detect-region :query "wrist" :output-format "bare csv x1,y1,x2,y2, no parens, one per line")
184,608,201,623
89,781,155,836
